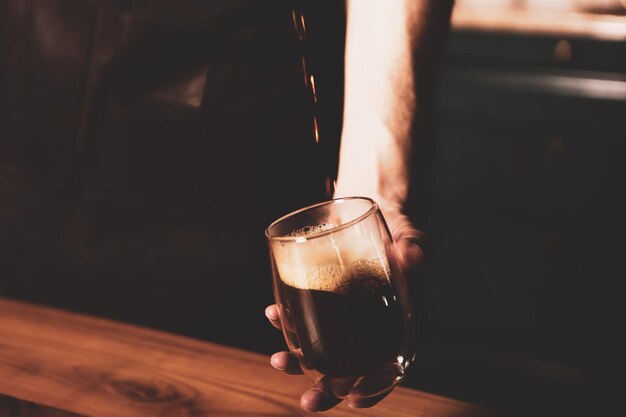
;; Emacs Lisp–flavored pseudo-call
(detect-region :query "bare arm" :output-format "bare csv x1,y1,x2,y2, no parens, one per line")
335,0,454,213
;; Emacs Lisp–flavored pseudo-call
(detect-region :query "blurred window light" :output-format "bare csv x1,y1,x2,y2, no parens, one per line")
456,0,626,13
471,70,626,101
453,0,626,40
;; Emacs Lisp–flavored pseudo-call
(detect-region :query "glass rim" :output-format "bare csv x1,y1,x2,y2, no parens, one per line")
265,196,378,242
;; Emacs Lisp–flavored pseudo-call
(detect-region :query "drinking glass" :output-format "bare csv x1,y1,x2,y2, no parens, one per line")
266,197,416,400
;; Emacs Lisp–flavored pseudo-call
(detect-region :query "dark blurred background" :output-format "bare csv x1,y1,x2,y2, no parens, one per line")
1,0,624,416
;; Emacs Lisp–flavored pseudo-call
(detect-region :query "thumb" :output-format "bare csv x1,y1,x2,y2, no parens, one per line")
394,229,428,274
384,211,432,274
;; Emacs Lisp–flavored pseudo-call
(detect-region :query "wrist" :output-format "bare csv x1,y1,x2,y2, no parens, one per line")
335,122,411,215
333,182,404,215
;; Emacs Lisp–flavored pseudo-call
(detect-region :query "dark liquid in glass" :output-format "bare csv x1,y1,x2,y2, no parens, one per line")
275,260,411,391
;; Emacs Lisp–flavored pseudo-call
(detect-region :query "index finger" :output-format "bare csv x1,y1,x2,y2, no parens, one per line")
265,304,281,329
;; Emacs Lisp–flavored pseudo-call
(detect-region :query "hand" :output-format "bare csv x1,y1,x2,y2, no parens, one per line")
265,210,429,412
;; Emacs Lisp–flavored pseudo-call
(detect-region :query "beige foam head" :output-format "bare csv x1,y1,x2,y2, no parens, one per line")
272,223,390,294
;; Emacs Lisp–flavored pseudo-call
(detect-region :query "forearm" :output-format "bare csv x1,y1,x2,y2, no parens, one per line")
334,0,454,212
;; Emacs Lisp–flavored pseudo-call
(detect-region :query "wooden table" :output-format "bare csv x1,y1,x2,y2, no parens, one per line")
0,297,500,417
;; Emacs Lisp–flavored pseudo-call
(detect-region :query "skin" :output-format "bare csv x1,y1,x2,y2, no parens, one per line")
266,0,454,411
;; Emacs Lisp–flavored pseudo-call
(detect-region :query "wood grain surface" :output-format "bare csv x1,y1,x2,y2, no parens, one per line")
0,394,87,417
0,297,500,417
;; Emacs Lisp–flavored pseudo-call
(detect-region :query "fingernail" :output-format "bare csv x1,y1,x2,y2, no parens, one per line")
300,400,315,412
408,236,434,260
270,355,284,370
407,237,423,249
347,400,364,408
265,306,277,320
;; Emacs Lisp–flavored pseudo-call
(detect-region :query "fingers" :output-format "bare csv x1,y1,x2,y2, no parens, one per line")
300,388,342,412
270,351,303,375
299,388,388,412
266,305,302,375
268,351,344,411
265,305,281,329
268,344,390,411
346,390,391,409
